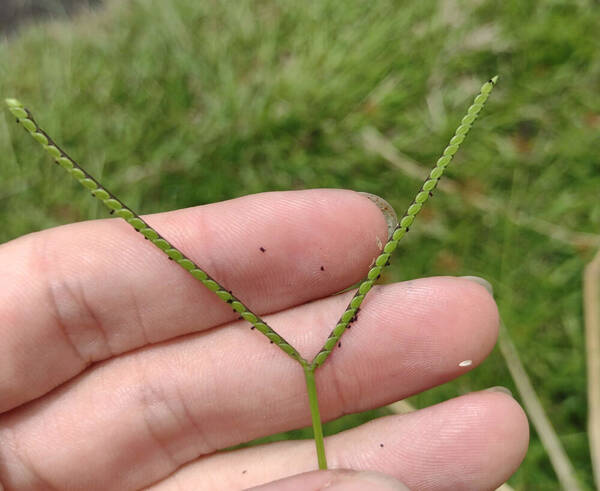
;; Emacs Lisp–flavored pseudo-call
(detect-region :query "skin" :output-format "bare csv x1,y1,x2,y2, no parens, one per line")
0,189,528,490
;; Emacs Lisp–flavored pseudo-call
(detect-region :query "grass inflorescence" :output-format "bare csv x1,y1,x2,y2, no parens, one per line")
1,1,598,486
6,76,496,470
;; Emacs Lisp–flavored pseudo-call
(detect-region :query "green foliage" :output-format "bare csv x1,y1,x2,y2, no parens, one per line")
1,0,598,488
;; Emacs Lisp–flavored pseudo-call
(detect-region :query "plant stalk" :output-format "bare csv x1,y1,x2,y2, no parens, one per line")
304,366,327,469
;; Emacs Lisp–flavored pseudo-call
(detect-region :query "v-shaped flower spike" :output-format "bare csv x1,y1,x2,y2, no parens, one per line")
5,76,497,470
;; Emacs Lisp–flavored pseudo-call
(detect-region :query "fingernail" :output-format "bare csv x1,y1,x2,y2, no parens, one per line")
359,192,398,239
484,386,513,397
460,275,494,296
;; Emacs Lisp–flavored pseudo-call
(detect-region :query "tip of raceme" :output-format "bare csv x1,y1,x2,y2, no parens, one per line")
5,98,23,108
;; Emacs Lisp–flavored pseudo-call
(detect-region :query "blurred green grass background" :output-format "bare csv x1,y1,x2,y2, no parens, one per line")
1,0,599,488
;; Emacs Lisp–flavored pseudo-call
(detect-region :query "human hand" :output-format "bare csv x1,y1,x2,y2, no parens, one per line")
0,189,528,490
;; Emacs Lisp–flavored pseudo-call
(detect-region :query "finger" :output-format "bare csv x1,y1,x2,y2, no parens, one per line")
147,392,529,491
0,189,388,411
0,277,498,490
249,469,409,491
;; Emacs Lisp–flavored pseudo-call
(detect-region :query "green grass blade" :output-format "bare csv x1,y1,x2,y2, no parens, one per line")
310,76,499,369
5,98,304,364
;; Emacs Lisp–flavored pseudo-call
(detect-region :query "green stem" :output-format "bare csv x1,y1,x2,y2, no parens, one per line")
304,366,327,469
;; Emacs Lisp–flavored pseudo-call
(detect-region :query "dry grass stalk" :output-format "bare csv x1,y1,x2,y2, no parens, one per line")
584,249,600,488
498,322,581,491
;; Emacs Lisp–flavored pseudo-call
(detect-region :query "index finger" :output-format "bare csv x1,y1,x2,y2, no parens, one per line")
0,188,389,412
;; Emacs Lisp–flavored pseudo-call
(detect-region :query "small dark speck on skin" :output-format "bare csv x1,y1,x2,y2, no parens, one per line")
380,443,384,448
320,266,325,271
270,340,274,344
242,470,247,474
338,342,341,348
260,247,266,252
